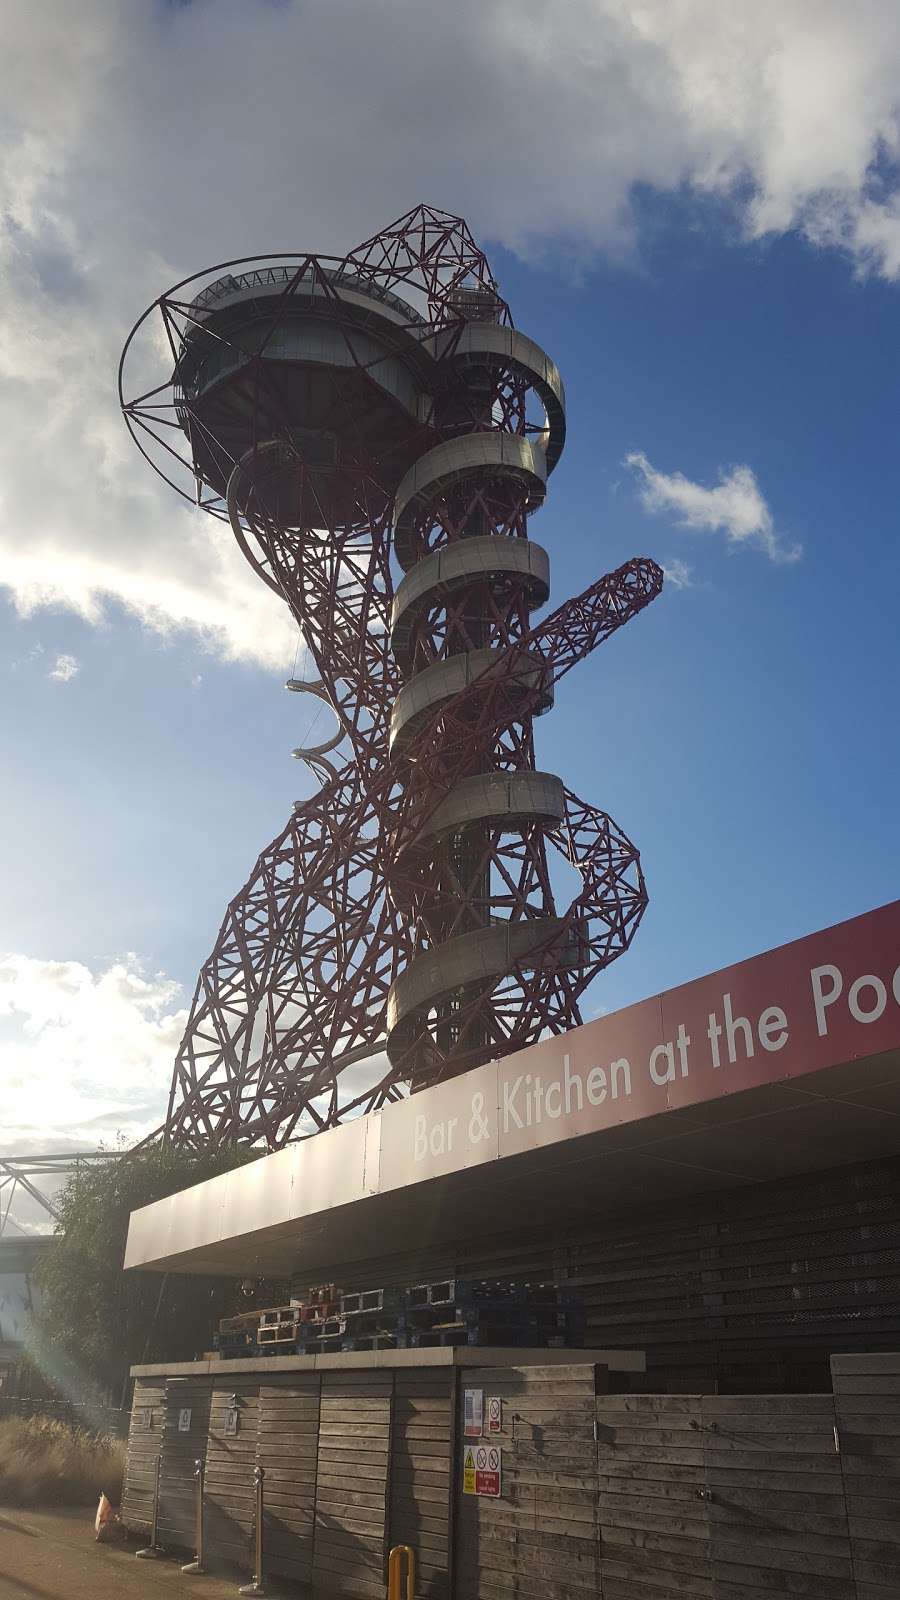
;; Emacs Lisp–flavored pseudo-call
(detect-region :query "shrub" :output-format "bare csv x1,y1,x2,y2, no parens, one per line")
31,1142,268,1393
0,1416,124,1507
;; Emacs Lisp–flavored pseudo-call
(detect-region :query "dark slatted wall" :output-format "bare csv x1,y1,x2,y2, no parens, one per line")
833,1352,900,1597
157,1375,212,1552
204,1375,258,1569
388,1369,454,1600
120,1376,164,1535
258,1374,321,1585
454,1362,600,1600
312,1369,392,1597
299,1156,900,1391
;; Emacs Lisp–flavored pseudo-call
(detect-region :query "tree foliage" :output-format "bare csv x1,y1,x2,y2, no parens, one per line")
31,1144,272,1399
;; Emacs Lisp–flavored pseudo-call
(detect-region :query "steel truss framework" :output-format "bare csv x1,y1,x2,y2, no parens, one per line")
120,206,663,1149
0,1153,118,1237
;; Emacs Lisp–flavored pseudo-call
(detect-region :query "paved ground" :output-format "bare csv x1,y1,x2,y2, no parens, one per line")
0,1507,279,1600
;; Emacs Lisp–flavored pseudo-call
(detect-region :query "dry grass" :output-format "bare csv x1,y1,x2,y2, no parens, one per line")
0,1416,125,1507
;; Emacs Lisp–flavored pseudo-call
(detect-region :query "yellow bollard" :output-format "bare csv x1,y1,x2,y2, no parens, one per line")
387,1544,416,1600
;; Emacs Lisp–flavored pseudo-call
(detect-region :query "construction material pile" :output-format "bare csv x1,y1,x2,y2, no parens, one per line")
214,1278,584,1359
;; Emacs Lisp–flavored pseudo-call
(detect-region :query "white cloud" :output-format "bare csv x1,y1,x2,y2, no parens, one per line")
661,558,694,591
9,642,44,671
0,1,894,663
0,952,186,1151
626,452,801,565
47,652,79,683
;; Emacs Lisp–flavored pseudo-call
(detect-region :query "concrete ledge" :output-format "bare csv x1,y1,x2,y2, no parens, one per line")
130,1345,645,1378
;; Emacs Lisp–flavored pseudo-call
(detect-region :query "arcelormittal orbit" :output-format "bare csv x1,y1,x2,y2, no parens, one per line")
119,206,663,1149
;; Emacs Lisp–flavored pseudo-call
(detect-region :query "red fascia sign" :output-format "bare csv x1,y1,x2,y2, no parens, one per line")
494,897,900,1150
393,898,900,1179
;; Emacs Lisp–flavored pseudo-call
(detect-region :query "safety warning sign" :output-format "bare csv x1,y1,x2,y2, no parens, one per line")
463,1388,484,1438
487,1396,502,1433
463,1444,502,1497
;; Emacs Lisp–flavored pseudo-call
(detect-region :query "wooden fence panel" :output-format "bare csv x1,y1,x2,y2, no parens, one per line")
121,1377,164,1535
833,1352,900,1598
204,1375,258,1571
455,1362,600,1600
257,1373,321,1585
389,1369,453,1600
704,1393,853,1600
312,1369,393,1598
157,1375,212,1553
597,1393,711,1600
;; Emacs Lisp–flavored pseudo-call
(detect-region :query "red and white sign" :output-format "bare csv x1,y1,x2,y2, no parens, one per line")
487,1396,502,1434
468,1444,501,1497
381,898,900,1183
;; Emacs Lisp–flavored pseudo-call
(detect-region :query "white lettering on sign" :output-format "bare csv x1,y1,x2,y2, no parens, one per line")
414,1113,460,1161
502,1053,632,1134
404,917,900,1167
414,1090,490,1165
811,961,900,1037
707,995,790,1067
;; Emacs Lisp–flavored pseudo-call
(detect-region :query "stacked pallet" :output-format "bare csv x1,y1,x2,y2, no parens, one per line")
213,1278,584,1358
215,1284,339,1359
400,1278,584,1351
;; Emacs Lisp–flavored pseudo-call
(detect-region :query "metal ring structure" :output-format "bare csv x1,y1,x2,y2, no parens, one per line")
390,535,550,676
426,322,566,471
392,434,548,572
386,918,575,1060
389,644,554,759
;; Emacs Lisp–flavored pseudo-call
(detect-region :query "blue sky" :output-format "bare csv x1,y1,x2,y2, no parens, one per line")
1,0,899,1177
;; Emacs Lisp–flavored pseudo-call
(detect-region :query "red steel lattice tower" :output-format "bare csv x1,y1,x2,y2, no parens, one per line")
119,206,663,1147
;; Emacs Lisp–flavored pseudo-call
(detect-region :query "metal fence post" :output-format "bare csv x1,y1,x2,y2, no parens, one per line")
239,1465,266,1596
135,1455,162,1560
182,1457,207,1575
388,1544,416,1600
